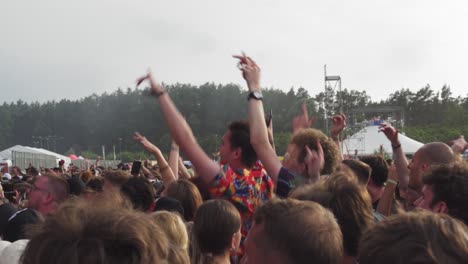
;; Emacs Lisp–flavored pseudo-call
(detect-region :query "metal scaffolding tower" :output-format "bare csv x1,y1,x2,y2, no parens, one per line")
324,65,342,135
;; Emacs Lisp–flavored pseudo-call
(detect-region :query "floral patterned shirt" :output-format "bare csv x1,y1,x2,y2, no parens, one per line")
208,162,274,253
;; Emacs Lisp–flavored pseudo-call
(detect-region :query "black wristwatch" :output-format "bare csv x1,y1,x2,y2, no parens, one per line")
247,91,263,101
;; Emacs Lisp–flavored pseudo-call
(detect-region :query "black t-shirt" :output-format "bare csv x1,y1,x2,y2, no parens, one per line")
0,203,17,236
3,208,40,242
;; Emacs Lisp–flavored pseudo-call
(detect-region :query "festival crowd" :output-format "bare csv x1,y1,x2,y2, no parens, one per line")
0,54,467,264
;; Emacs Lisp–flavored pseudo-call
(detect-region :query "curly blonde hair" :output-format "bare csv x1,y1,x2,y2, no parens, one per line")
290,128,340,175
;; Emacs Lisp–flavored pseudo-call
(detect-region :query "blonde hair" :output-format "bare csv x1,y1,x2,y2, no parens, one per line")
80,170,94,184
151,211,189,250
290,128,340,175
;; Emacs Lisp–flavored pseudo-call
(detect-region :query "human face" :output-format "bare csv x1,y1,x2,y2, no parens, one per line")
413,185,433,210
407,150,425,191
11,167,20,176
242,222,266,264
27,177,50,211
219,131,233,164
414,185,447,214
282,144,305,176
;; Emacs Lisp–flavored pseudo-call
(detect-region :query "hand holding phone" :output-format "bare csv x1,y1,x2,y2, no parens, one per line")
131,160,142,176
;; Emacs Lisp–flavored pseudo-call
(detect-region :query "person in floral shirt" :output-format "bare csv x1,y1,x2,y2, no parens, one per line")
136,72,273,256
209,159,273,244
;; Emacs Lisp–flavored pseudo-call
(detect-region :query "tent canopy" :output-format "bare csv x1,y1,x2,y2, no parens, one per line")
342,125,424,156
0,145,71,167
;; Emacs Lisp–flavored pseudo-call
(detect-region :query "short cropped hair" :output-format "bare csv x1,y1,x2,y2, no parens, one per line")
291,172,374,257
253,198,343,264
423,162,468,224
42,174,70,203
359,210,468,264
290,128,340,175
228,121,257,168
22,198,171,264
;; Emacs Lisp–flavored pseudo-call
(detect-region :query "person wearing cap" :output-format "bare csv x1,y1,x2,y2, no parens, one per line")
1,167,11,180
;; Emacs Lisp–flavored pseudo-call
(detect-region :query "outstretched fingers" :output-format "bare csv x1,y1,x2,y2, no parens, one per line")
136,74,149,87
133,132,145,141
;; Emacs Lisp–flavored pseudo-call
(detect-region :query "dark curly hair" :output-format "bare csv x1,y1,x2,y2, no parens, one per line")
360,155,388,187
228,121,257,168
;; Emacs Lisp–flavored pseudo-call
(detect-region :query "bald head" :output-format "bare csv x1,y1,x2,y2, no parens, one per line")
418,142,455,165
408,142,455,193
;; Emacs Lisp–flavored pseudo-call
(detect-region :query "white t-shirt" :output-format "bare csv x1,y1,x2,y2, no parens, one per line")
1,173,11,180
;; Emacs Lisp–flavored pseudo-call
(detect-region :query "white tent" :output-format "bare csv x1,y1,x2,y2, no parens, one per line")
0,145,43,160
0,145,71,167
28,147,72,167
342,125,424,156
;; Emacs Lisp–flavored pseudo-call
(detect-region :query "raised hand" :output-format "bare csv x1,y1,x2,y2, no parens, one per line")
292,102,317,134
304,139,324,182
133,132,160,154
136,70,165,95
233,53,261,91
448,135,468,154
330,113,346,139
378,123,399,145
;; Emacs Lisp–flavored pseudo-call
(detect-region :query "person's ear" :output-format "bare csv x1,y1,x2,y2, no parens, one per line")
421,163,429,172
230,230,241,254
432,201,448,214
233,147,242,160
44,192,55,204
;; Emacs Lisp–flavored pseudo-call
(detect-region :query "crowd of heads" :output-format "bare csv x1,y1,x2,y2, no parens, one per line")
0,54,467,264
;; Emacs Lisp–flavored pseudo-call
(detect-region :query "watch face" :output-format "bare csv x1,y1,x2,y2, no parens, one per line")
253,91,262,98
249,91,263,100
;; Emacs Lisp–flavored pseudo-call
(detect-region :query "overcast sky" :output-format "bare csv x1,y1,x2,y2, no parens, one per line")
1,0,467,103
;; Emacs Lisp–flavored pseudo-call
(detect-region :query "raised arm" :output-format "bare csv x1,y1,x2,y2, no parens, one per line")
376,164,398,216
378,123,409,191
136,72,219,184
266,110,277,155
448,135,468,155
141,162,155,179
292,102,316,135
168,141,179,180
178,157,192,180
234,54,282,183
330,113,346,161
134,132,176,186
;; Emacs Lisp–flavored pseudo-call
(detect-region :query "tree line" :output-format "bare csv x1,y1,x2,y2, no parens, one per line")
0,83,467,161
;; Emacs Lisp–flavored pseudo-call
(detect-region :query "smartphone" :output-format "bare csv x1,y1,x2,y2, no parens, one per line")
131,160,142,176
